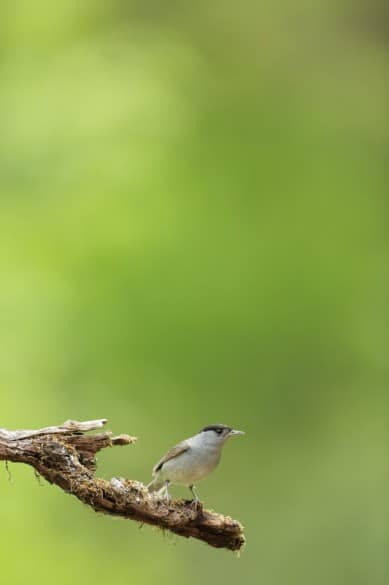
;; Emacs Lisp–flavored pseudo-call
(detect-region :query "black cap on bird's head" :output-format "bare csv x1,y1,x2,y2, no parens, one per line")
200,424,245,438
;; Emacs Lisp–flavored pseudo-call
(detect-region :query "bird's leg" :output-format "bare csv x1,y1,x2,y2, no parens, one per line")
189,484,199,502
163,480,171,500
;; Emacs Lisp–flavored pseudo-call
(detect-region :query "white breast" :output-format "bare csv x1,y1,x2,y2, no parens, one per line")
159,437,222,486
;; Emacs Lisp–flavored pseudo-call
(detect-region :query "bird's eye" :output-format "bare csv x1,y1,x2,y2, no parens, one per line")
216,429,222,434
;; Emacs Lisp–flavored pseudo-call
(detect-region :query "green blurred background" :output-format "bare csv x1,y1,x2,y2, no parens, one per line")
0,1,388,584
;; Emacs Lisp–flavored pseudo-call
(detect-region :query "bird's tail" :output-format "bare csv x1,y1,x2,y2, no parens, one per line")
147,477,165,492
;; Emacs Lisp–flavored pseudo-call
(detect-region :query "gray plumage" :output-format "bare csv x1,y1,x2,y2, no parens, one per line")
147,424,244,500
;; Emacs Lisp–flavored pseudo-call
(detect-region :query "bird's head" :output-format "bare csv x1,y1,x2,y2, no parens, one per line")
199,424,245,446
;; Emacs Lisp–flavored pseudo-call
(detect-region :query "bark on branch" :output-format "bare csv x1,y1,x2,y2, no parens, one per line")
0,419,245,551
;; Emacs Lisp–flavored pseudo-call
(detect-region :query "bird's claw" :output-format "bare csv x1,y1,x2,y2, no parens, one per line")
189,498,202,510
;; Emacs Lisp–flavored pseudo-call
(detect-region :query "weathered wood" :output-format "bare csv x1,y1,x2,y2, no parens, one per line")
0,419,245,551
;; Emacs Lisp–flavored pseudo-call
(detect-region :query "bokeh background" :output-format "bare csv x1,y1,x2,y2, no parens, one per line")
1,1,388,584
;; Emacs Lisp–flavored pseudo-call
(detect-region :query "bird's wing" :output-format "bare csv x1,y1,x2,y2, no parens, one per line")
152,440,190,474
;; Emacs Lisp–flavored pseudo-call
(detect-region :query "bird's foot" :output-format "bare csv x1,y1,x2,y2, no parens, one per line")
188,485,202,509
189,498,202,511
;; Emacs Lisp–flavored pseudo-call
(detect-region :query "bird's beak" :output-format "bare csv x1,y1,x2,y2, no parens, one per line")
229,428,245,436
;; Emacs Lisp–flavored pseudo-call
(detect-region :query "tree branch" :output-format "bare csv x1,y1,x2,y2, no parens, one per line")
0,419,245,551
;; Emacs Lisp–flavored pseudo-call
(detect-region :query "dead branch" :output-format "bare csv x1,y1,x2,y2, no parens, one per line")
0,419,245,551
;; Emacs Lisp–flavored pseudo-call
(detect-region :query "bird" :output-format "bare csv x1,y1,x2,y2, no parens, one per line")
147,424,245,501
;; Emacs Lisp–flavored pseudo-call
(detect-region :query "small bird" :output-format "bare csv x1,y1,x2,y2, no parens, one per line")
147,424,245,501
